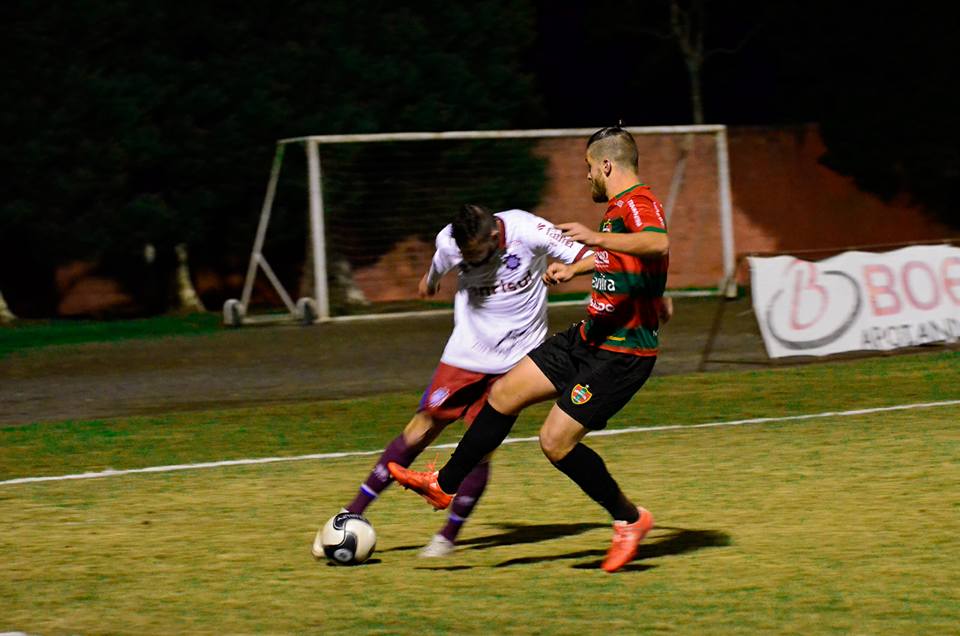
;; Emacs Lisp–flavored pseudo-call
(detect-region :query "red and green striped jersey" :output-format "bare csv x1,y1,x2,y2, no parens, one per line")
580,183,669,356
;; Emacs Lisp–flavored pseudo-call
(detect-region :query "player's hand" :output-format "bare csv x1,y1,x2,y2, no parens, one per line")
658,296,674,325
556,222,600,246
542,262,574,285
418,273,438,298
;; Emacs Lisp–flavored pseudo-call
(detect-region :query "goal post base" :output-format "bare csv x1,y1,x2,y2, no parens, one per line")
221,297,320,327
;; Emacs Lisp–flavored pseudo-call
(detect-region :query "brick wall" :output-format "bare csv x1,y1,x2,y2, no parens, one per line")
351,124,953,303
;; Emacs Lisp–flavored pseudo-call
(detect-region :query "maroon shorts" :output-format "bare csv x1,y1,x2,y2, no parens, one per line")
417,362,502,425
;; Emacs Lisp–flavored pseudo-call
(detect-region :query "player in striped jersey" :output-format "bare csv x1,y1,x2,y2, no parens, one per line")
331,203,591,557
389,126,673,572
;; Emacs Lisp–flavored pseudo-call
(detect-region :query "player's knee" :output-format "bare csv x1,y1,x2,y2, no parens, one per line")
488,380,519,415
402,414,446,450
538,427,570,463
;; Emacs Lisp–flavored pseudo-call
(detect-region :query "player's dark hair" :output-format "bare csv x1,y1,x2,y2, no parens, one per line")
451,204,496,248
587,125,638,169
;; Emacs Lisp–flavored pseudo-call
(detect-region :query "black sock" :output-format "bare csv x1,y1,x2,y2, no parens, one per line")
437,402,517,493
552,443,639,523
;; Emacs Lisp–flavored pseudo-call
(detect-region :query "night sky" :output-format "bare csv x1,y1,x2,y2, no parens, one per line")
530,1,958,127
531,1,791,126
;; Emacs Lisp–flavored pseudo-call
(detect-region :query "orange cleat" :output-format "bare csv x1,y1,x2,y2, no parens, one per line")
387,462,454,510
602,506,654,573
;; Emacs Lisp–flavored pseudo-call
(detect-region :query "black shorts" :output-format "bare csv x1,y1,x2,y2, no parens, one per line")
528,322,657,430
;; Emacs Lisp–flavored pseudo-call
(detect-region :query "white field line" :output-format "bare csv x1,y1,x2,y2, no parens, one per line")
2,399,958,487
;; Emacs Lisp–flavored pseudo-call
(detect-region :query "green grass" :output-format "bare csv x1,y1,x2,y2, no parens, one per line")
1,352,958,634
0,313,221,358
2,350,957,481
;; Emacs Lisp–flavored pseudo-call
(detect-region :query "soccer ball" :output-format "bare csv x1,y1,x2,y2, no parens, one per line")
312,512,377,565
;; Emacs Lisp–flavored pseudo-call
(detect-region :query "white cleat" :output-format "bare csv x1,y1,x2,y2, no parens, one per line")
419,534,456,558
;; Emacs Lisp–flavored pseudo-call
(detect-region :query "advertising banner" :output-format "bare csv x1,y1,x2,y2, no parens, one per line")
750,245,960,358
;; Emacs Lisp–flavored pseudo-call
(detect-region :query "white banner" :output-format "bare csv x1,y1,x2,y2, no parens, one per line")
750,245,960,358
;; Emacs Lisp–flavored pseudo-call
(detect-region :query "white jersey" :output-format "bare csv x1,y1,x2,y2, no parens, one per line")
427,209,591,374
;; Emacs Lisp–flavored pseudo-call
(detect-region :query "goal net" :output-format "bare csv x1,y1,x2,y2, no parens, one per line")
224,126,734,326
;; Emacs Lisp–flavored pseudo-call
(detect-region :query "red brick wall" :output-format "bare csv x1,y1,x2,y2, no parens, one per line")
351,125,954,303
728,125,951,255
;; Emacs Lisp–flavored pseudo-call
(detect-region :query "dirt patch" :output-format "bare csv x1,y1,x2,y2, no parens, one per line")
0,297,770,426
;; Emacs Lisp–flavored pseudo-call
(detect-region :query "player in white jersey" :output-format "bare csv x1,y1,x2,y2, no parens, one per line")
431,208,591,374
330,204,590,557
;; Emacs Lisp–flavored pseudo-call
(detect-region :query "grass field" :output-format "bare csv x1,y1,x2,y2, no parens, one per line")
2,351,958,634
0,313,220,359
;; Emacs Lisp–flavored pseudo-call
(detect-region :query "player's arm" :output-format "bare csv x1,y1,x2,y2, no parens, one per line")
523,212,595,285
557,223,669,257
421,260,451,298
543,254,595,286
420,228,458,297
419,270,438,298
658,295,674,324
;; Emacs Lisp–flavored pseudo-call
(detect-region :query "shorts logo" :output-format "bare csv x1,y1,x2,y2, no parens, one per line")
428,387,450,408
570,384,592,405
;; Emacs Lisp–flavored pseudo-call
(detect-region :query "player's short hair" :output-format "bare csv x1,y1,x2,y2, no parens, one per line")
586,126,638,170
451,204,496,248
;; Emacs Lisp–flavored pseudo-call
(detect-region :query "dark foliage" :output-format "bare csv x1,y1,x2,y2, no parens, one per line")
0,0,545,315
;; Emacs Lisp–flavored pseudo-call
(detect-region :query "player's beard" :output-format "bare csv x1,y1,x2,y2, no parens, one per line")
590,174,607,202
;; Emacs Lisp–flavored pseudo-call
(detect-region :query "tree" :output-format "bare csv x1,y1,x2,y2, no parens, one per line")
0,0,546,316
664,0,759,125
572,0,761,126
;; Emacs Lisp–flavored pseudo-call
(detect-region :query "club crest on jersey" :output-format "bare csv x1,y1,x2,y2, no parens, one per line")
428,387,450,408
502,253,521,270
600,220,613,233
570,384,592,405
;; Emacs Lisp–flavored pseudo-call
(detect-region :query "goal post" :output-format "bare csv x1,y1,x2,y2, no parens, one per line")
224,125,736,326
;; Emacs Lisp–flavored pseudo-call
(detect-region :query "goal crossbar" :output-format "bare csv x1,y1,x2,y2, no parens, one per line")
278,125,727,145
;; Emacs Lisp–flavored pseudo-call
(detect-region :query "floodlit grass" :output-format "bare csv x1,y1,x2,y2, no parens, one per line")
0,351,958,634
2,350,957,481
0,313,220,358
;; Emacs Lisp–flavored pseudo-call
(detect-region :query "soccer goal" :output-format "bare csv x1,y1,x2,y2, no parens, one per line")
223,126,735,326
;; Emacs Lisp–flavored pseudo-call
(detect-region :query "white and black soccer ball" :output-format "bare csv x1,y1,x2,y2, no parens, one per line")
313,512,377,565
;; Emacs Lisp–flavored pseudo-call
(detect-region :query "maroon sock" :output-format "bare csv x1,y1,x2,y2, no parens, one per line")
439,461,490,543
345,435,418,514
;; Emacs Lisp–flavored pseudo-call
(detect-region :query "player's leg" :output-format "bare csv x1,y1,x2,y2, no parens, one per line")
422,378,500,556
357,361,494,513
389,325,578,505
344,411,448,515
543,352,658,572
539,406,639,523
421,456,492,557
435,356,557,493
387,357,555,507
